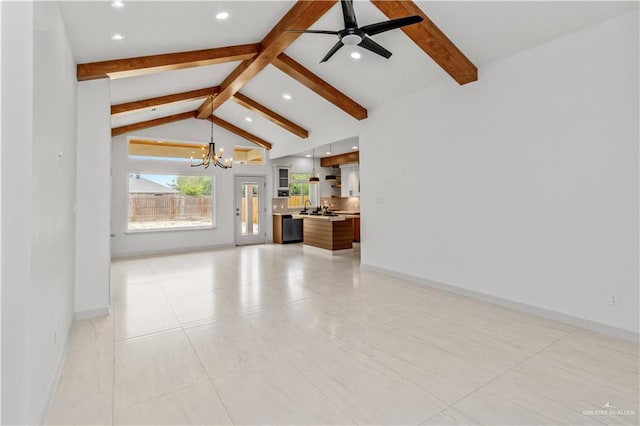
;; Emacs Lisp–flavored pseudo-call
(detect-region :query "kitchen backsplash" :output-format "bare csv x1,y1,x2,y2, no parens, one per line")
321,197,360,212
271,197,360,212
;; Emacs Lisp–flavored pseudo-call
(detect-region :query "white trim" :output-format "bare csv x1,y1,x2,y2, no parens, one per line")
110,243,235,260
74,306,111,321
361,263,639,343
40,320,72,425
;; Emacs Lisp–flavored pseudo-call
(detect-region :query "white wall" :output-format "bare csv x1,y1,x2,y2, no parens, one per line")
360,11,639,335
111,119,273,258
30,2,78,421
2,1,78,423
76,79,111,317
1,3,32,422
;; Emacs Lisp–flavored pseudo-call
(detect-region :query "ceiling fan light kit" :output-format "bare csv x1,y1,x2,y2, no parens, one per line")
288,0,423,63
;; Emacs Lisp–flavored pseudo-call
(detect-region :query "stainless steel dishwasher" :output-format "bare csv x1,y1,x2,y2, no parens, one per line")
281,215,303,243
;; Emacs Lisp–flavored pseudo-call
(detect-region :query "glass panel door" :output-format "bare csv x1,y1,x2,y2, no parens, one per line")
235,176,266,245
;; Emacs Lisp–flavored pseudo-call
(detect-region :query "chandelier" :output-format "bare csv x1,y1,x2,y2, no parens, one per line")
191,106,232,169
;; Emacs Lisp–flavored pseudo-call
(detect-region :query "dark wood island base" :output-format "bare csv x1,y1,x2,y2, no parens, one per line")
303,217,353,251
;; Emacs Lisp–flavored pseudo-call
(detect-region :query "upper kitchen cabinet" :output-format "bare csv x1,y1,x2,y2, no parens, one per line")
273,165,291,198
341,164,359,197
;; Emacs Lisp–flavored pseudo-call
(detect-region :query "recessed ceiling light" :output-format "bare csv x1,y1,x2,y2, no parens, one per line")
110,33,125,41
350,51,361,59
352,146,358,150
245,117,252,122
216,11,229,20
111,0,124,8
282,93,292,100
305,154,311,158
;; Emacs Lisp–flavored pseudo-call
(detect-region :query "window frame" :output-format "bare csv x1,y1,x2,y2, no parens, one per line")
125,172,217,234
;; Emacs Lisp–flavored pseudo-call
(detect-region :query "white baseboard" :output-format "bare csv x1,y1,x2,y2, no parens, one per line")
361,263,639,343
40,319,72,425
111,243,235,260
75,305,110,321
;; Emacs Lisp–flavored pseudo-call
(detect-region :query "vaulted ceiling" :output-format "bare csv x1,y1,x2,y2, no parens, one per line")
59,1,637,158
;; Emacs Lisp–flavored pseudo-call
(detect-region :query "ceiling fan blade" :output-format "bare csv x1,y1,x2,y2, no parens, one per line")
320,40,345,63
341,0,358,28
358,36,392,59
360,15,423,36
286,29,339,35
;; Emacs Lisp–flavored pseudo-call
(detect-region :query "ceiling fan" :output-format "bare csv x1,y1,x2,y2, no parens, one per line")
288,0,424,63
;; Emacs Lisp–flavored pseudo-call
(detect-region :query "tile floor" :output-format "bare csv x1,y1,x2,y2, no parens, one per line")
47,244,639,425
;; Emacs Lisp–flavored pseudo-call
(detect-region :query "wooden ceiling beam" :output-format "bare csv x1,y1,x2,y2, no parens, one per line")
111,86,220,116
111,111,196,137
209,116,272,150
272,54,367,120
196,0,338,119
320,151,359,167
77,43,260,81
370,0,477,85
231,92,308,139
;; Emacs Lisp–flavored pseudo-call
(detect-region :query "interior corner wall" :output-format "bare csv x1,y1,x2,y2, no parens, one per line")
360,11,639,334
2,1,78,423
110,119,273,258
1,2,33,423
30,2,78,423
76,79,110,316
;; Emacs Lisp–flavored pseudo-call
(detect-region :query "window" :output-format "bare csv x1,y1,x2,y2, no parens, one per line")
289,173,318,208
128,138,205,162
233,146,264,165
127,173,214,231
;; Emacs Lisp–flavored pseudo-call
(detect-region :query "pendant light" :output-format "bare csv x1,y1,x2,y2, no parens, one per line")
190,97,232,170
309,149,319,184
325,144,337,182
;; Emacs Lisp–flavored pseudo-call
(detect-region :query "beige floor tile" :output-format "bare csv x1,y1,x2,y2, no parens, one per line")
345,325,498,404
114,381,231,425
286,339,447,425
165,290,240,326
48,244,639,426
387,307,560,374
214,359,354,425
241,306,335,353
46,344,113,426
431,376,602,425
112,280,165,306
111,258,155,285
114,330,208,409
508,355,639,425
185,318,281,379
157,275,215,298
114,298,180,340
67,315,113,350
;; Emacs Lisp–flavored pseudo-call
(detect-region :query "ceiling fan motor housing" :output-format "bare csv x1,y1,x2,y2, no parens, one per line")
341,29,364,45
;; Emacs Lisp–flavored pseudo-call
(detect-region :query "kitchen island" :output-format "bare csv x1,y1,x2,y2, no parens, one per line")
300,215,353,251
296,214,358,251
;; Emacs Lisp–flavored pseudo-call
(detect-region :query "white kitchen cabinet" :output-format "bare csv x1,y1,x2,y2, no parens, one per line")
273,165,291,198
340,164,359,197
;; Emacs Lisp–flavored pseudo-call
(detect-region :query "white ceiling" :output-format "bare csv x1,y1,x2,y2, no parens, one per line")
59,1,637,158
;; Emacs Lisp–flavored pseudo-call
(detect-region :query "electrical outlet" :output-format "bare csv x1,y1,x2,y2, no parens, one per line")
608,294,618,306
